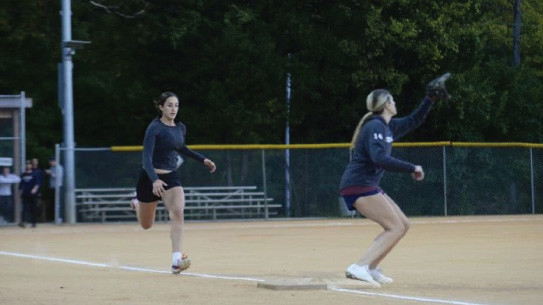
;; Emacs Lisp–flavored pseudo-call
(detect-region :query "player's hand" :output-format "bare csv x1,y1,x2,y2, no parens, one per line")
204,159,216,173
412,165,425,181
152,179,167,197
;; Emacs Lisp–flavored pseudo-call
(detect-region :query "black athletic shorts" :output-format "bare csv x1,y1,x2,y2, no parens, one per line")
136,169,181,203
340,186,385,211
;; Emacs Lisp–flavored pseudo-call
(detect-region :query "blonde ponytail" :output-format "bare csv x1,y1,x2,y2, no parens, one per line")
349,89,392,151
350,112,373,150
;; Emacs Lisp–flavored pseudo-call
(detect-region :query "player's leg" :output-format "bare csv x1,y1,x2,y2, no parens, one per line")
369,194,409,269
135,200,159,230
162,186,190,274
363,194,409,284
354,193,406,265
133,169,160,229
346,193,406,285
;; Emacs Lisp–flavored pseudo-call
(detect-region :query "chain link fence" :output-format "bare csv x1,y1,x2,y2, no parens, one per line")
62,143,543,221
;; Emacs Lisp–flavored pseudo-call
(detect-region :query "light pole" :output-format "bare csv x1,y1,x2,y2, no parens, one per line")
285,68,291,217
60,0,90,224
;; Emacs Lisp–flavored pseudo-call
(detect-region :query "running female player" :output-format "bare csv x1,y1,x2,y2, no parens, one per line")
132,91,216,274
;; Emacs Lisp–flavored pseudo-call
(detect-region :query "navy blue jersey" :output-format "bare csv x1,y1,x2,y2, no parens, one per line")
19,171,40,196
32,168,45,192
340,97,433,189
142,118,206,182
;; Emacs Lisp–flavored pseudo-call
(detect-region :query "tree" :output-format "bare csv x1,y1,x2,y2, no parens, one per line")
513,0,522,67
1,0,543,159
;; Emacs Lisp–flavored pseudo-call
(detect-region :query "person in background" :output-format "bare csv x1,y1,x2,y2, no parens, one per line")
31,158,45,220
31,158,45,188
0,167,21,223
19,161,40,228
46,157,64,222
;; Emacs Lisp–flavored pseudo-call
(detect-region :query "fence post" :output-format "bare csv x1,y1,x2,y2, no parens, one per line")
530,148,535,214
19,92,26,174
54,144,62,224
443,146,448,216
261,149,269,220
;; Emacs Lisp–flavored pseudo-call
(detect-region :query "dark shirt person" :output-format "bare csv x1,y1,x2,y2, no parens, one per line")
19,162,40,228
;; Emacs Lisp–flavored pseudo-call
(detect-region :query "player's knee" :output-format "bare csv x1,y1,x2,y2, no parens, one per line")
140,222,153,230
386,222,404,237
170,209,184,221
402,220,410,235
390,218,410,237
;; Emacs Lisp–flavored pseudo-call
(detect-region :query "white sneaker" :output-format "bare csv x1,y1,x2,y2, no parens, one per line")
370,268,394,284
345,264,381,287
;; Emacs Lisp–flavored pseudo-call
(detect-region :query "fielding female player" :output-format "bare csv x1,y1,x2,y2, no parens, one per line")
339,74,450,286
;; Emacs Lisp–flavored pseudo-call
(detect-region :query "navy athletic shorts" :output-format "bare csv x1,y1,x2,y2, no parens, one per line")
136,168,182,203
340,186,384,211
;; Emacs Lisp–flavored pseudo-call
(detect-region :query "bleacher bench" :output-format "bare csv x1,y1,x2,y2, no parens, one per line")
75,186,281,222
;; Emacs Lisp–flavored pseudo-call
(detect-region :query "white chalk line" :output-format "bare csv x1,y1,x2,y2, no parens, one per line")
332,288,496,305
0,250,498,305
0,251,263,282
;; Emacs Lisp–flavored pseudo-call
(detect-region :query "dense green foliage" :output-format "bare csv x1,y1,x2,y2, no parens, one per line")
2,0,543,162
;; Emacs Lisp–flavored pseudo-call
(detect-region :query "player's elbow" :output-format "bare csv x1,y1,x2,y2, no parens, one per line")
372,157,390,168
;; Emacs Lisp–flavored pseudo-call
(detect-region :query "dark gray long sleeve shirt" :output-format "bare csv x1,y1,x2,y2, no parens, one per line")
339,97,434,189
142,118,206,182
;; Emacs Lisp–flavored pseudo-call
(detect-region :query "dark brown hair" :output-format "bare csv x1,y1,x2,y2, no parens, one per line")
154,91,178,117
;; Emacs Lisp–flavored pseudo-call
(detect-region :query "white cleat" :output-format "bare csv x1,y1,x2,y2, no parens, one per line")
345,264,381,287
370,268,394,285
172,253,191,274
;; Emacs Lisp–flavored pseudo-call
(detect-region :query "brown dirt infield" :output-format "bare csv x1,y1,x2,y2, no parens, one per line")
1,215,542,305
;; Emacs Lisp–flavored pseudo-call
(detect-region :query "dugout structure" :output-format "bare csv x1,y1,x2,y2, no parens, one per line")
0,92,32,224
